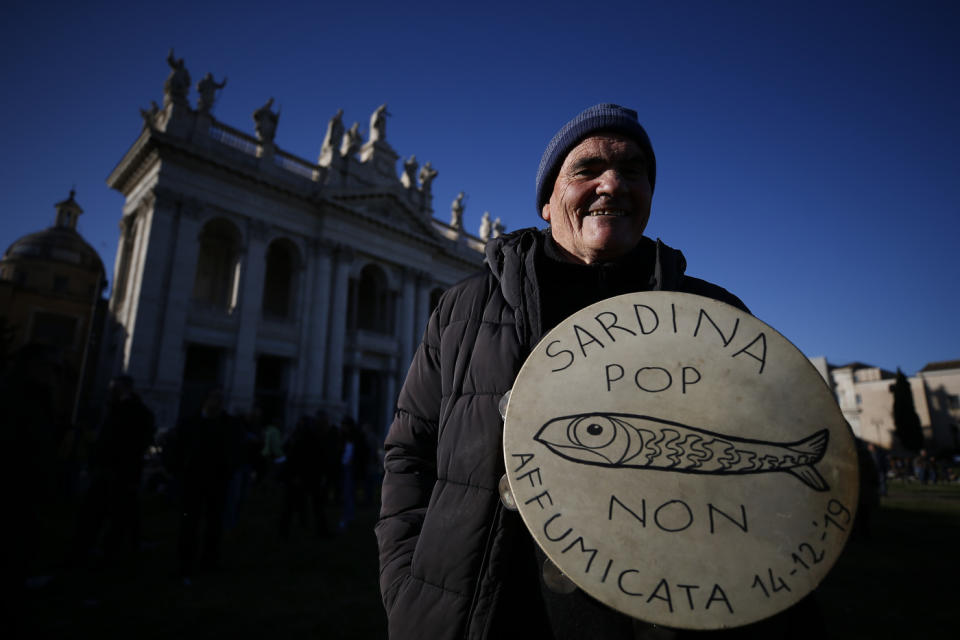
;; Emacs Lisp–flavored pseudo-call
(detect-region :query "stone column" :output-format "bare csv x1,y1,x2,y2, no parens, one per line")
153,199,204,394
415,272,433,344
121,193,175,382
112,209,143,338
383,361,397,440
286,241,314,415
120,189,180,430
389,289,399,334
348,279,359,332
324,245,353,407
229,220,270,413
398,270,416,371
109,215,135,314
298,240,333,409
348,366,361,421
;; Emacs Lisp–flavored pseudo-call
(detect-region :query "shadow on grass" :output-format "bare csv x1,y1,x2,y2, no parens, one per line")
20,482,387,639
818,483,958,638
20,481,957,638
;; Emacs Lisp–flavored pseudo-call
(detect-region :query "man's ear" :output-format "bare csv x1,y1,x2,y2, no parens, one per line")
541,202,551,223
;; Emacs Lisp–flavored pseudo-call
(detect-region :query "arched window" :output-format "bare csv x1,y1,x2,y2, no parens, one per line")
112,214,137,305
262,239,299,319
192,219,241,311
357,264,392,333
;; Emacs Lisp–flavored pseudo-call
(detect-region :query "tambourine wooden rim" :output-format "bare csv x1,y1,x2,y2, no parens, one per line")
503,291,858,630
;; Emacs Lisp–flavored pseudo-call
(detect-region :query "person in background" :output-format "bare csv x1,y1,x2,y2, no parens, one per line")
261,418,285,479
223,408,262,529
0,343,68,635
280,416,331,538
913,449,932,484
167,386,241,583
359,422,381,507
72,375,155,565
339,417,359,531
853,438,880,541
867,442,890,497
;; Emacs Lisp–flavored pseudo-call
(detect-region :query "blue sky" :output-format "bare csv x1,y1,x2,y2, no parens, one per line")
1,0,957,374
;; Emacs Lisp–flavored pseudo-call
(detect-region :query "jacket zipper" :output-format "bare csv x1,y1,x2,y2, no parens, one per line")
463,500,503,639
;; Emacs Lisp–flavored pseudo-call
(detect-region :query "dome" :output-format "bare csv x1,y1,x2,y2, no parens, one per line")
2,226,105,275
1,190,105,280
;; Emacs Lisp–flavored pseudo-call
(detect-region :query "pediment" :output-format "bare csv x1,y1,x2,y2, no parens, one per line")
330,190,444,241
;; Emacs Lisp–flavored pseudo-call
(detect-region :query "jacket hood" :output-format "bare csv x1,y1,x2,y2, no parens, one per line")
484,227,543,310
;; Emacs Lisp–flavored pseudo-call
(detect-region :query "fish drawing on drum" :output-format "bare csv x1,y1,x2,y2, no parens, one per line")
534,412,831,491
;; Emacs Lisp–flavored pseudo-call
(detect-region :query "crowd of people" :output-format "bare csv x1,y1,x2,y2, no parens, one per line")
885,448,958,485
4,364,384,592
147,386,380,582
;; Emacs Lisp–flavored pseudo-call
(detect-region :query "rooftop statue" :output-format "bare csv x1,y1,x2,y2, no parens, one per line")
450,191,465,229
369,104,390,142
253,98,279,143
322,109,344,153
493,217,505,238
164,48,191,105
197,72,227,114
479,211,492,241
419,161,437,193
139,100,161,127
341,122,362,157
402,155,419,189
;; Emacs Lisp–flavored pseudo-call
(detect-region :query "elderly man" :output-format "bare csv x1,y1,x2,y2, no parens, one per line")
376,104,818,639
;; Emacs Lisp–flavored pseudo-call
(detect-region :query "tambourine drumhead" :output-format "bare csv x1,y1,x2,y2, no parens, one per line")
503,292,858,630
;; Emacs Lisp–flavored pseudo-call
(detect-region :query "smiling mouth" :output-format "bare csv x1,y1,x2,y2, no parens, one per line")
585,209,628,217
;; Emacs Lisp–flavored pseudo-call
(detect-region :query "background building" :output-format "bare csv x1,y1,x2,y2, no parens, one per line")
914,361,960,452
0,190,107,424
103,55,491,434
810,356,960,452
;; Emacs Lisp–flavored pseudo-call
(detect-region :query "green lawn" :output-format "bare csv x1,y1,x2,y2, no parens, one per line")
817,481,959,637
19,480,958,638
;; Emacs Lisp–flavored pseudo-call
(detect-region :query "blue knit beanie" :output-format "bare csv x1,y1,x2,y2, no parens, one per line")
535,103,656,215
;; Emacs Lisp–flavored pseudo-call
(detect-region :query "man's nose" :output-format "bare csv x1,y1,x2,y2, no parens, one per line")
596,169,627,196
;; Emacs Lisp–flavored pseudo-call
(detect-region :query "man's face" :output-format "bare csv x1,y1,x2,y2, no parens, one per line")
541,133,652,264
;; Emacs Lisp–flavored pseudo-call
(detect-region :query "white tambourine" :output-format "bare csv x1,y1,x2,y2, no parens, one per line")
502,292,858,630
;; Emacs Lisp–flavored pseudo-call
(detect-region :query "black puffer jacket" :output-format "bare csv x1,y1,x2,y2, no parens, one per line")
376,229,747,640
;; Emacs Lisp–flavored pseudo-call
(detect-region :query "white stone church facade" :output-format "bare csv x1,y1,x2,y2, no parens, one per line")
103,54,492,434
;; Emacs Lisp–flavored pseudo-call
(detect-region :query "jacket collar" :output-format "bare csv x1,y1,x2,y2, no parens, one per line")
485,228,689,347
